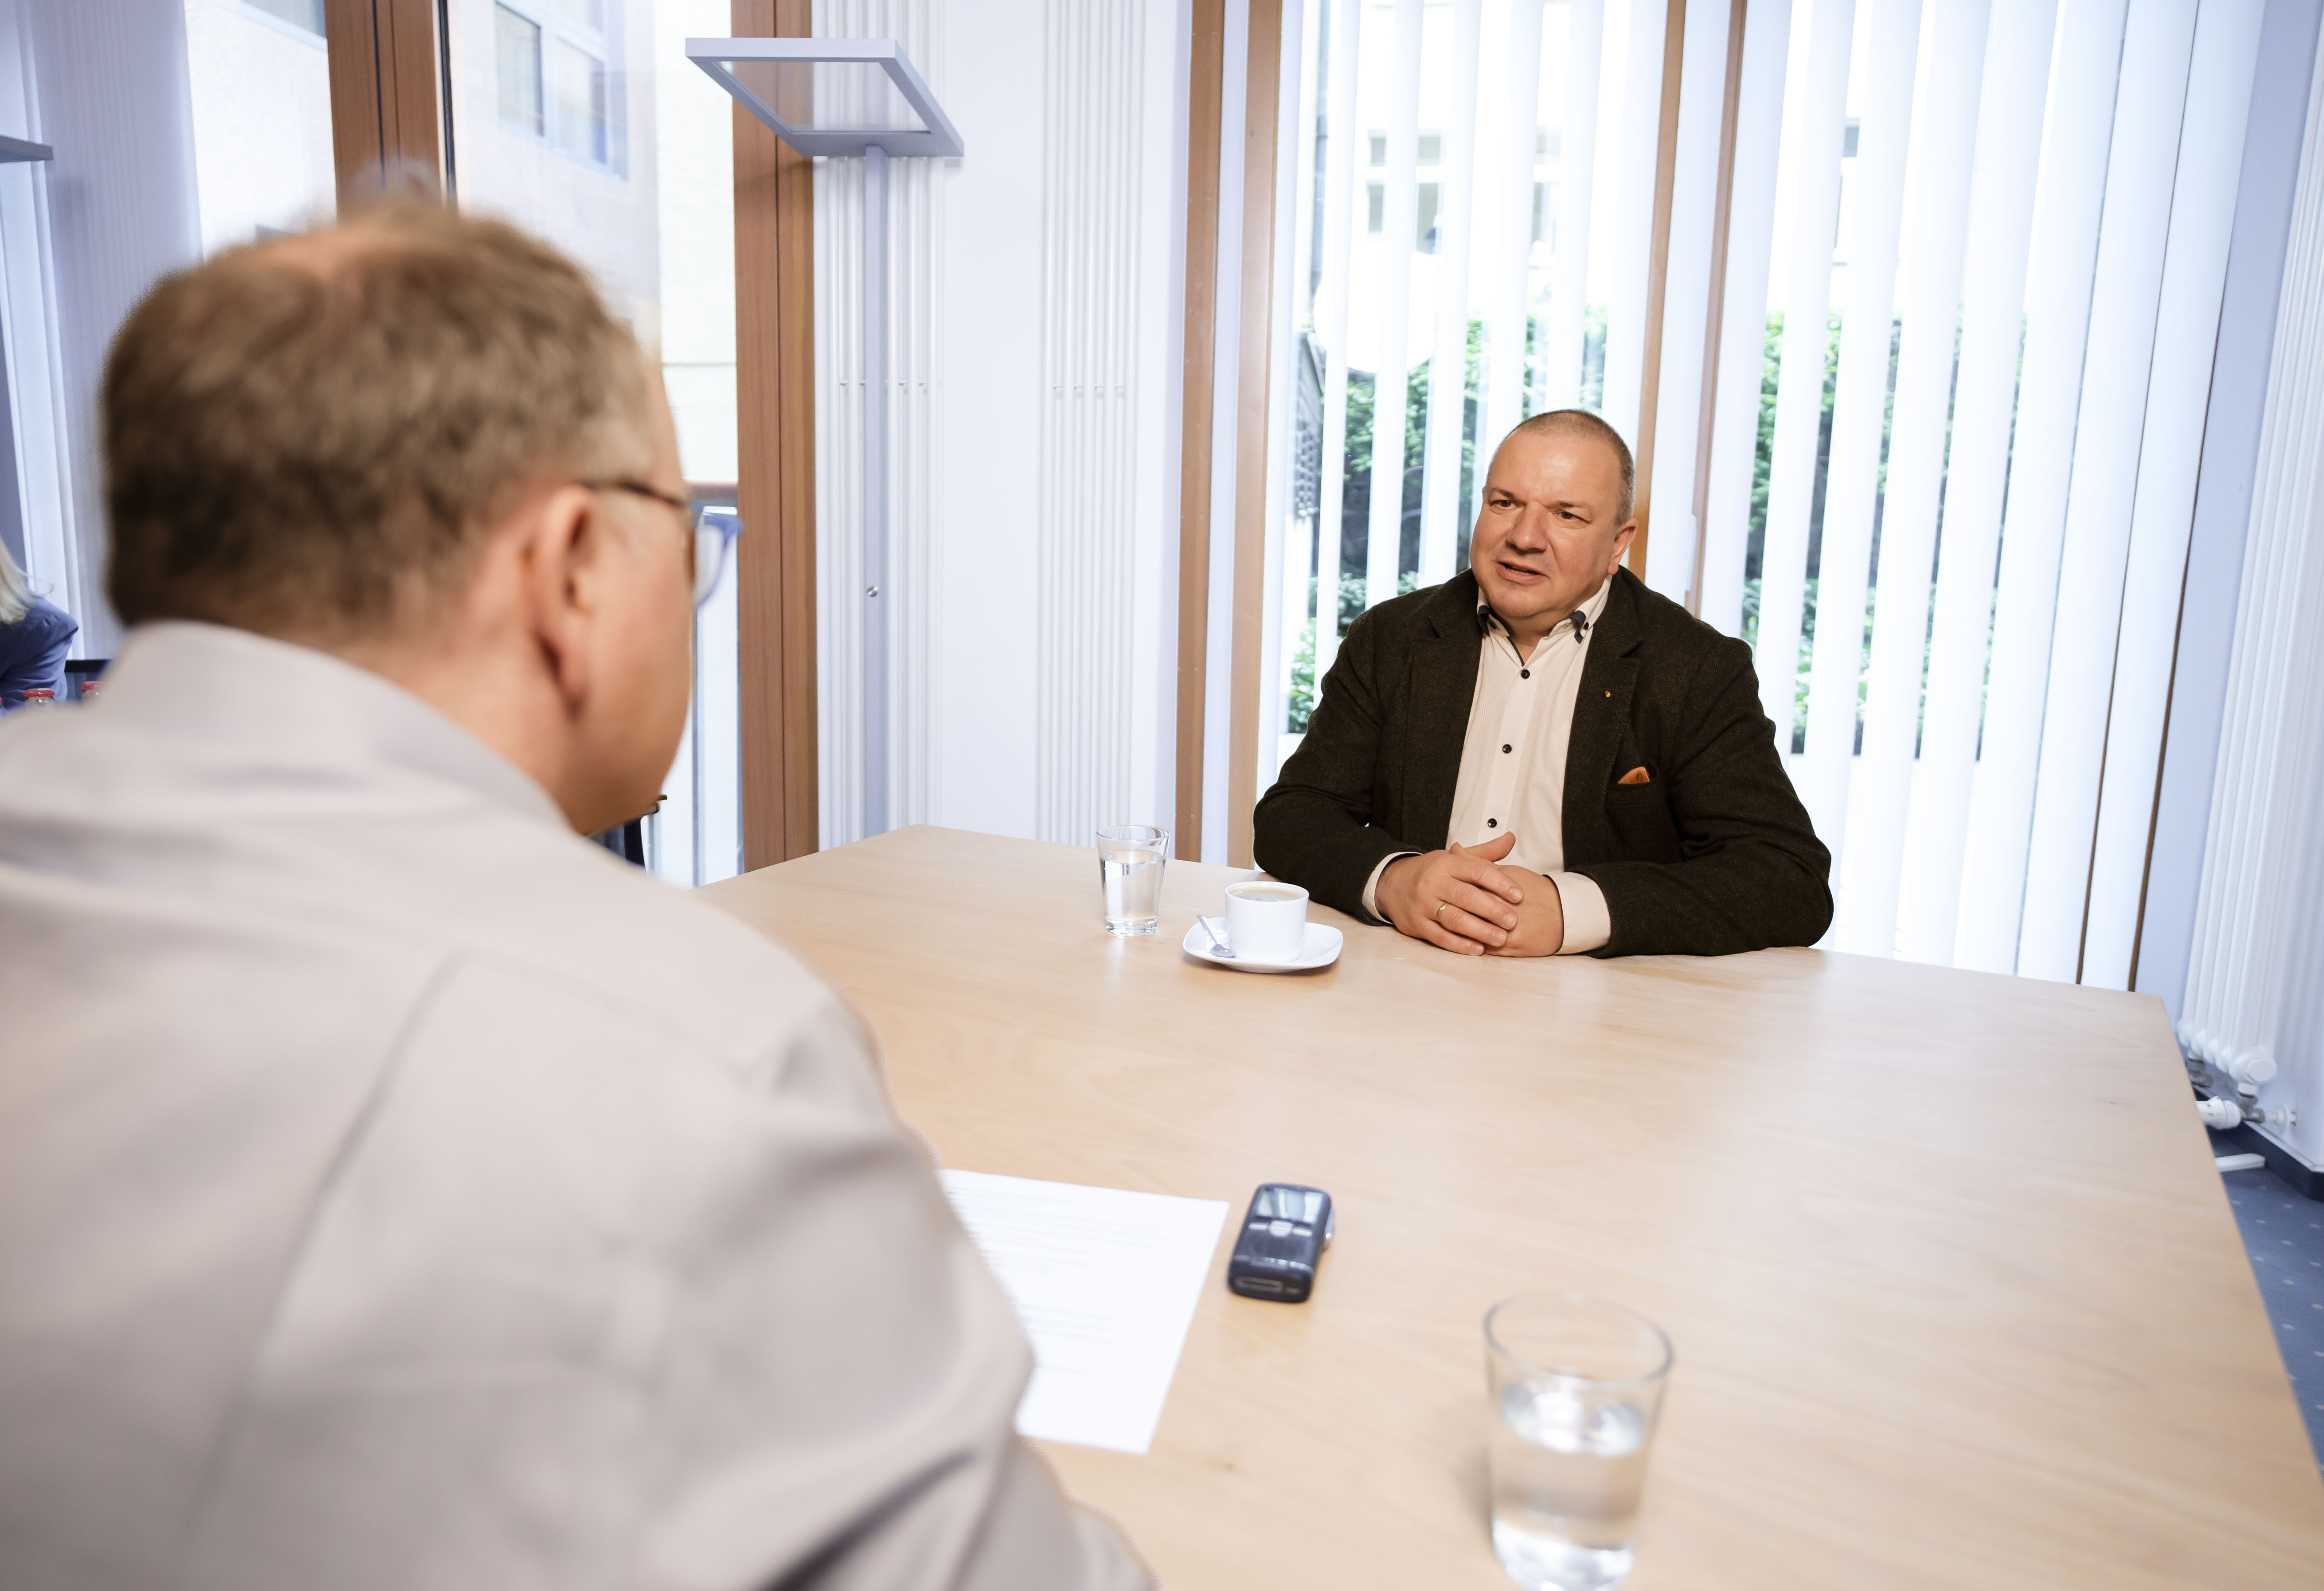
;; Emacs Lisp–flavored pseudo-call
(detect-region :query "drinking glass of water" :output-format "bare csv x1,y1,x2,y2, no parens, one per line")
1095,825,1170,936
1484,1292,1673,1591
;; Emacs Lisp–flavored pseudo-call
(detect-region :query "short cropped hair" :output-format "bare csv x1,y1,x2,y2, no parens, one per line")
1503,408,1636,526
104,201,650,636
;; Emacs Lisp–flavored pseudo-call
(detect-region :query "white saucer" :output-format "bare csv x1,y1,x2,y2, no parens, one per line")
1182,917,1343,973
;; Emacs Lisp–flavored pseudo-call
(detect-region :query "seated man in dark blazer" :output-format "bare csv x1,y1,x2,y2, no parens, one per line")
1254,409,1831,959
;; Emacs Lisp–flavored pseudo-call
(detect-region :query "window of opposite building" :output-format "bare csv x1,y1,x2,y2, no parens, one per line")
1367,126,1443,247
493,0,624,175
243,0,324,36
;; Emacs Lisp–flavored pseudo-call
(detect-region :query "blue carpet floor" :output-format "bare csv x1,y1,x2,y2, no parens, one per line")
2223,1162,2324,1470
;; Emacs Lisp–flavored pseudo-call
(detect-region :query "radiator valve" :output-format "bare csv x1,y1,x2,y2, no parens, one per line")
2197,1095,2244,1131
2196,1091,2299,1132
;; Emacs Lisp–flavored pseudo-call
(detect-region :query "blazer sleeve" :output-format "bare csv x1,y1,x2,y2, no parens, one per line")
1571,638,1834,957
1252,607,1414,921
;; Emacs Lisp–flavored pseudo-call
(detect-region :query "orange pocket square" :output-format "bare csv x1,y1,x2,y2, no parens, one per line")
1617,766,1653,786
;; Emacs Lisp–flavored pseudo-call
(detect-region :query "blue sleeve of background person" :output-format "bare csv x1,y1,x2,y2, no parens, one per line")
0,596,79,709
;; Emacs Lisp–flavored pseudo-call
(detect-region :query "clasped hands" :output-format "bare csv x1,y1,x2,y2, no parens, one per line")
1375,832,1564,957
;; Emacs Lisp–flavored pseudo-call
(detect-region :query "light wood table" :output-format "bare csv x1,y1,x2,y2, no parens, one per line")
708,826,2324,1588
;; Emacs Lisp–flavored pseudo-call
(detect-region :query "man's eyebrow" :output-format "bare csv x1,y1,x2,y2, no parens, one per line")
1483,489,1600,517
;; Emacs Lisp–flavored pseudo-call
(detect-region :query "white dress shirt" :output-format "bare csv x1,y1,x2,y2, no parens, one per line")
1360,575,1614,952
0,623,1146,1591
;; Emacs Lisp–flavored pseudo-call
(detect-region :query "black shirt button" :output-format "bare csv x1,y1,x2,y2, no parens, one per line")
1487,818,1498,828
1502,744,1512,754
1520,669,1531,679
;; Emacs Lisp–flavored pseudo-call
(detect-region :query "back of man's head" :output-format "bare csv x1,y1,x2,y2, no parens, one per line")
104,201,650,642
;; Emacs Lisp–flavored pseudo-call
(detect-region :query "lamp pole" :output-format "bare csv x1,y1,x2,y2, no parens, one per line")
686,39,961,843
862,143,888,838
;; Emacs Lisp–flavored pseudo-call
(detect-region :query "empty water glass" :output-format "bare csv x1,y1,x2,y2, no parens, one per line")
1095,825,1170,936
1484,1293,1673,1591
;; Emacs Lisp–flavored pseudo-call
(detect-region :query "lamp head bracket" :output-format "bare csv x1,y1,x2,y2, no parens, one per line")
684,37,963,159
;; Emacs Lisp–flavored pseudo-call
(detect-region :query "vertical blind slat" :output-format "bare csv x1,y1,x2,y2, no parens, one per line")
1600,0,1667,444
1265,0,1319,778
1797,0,1922,864
1311,0,1363,681
1363,0,1427,613
1287,0,1325,587
2081,0,2268,989
1834,0,1990,955
1751,0,1854,747
1541,0,1605,416
1482,0,1547,470
1953,0,2129,973
1420,0,1484,587
1893,0,2056,964
1640,0,1737,600
1697,0,1791,639
2016,0,2201,981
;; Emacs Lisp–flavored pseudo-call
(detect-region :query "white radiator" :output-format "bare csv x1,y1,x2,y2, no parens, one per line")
2176,28,2324,1168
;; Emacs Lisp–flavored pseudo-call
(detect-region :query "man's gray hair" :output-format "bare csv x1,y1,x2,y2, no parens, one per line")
1504,408,1637,525
103,199,650,639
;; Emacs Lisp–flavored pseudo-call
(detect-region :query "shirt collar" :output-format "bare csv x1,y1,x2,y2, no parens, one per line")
99,621,566,826
1475,570,1615,642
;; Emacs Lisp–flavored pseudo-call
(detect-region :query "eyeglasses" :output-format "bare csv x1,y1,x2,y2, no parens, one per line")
583,478,742,609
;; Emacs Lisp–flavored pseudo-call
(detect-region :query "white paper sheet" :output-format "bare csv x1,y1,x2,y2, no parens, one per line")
940,1169,1228,1455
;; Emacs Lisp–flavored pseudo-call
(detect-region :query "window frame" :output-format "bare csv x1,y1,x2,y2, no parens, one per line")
320,0,817,861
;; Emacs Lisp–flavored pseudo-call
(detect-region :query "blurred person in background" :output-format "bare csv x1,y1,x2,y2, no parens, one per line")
0,536,74,708
0,203,1147,1591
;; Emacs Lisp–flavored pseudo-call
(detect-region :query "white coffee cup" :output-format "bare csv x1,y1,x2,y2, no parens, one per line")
1225,880,1309,962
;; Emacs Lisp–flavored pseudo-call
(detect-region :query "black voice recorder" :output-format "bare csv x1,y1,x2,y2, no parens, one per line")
1227,1183,1333,1303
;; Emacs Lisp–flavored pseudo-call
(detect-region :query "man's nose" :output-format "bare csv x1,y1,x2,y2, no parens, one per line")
1506,508,1551,550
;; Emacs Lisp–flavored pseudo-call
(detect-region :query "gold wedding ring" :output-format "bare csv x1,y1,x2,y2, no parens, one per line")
1434,901,1450,920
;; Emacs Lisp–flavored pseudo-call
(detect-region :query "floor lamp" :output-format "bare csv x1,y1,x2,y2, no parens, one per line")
686,37,963,841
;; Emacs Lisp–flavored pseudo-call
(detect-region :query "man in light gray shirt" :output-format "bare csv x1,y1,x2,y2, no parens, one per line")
0,204,1148,1591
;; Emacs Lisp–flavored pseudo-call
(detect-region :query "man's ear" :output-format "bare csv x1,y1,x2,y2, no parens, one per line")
1607,518,1640,573
517,484,601,708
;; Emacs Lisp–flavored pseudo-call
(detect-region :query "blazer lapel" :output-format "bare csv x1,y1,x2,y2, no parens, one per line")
1563,570,1643,865
1402,572,1482,848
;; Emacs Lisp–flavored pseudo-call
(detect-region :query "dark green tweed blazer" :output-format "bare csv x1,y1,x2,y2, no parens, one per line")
1252,567,1832,957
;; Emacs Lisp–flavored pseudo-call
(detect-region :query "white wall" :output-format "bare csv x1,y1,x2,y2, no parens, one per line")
4,0,203,656
0,0,342,658
0,0,77,616
814,0,1185,849
2138,0,2324,1020
2175,0,2324,1169
183,0,335,254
